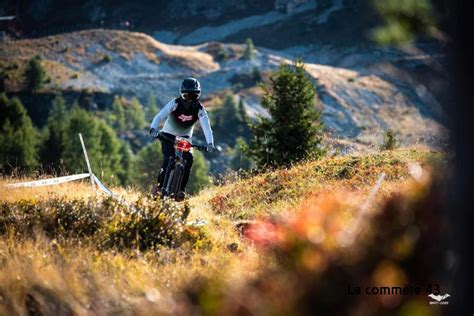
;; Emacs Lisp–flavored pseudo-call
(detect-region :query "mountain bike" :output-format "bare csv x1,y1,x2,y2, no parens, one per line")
155,132,208,201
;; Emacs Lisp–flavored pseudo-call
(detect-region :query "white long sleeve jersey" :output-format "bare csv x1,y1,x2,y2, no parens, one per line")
150,98,214,145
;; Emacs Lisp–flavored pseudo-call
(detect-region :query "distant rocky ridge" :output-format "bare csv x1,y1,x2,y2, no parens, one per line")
0,29,447,152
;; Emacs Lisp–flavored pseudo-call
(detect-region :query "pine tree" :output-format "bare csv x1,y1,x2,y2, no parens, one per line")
212,93,250,147
187,150,211,194
40,94,68,173
243,38,255,60
230,137,254,171
117,141,134,185
380,129,398,151
62,102,100,173
0,94,39,172
24,55,45,92
130,141,163,190
62,103,124,184
245,60,324,167
237,98,251,140
107,96,126,131
146,92,159,121
221,93,241,145
126,97,146,130
96,120,124,184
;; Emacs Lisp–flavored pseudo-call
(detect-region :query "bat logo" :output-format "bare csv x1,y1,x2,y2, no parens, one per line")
428,293,450,302
178,114,193,122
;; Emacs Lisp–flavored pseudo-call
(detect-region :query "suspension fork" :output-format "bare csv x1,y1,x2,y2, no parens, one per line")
162,154,176,194
162,150,186,194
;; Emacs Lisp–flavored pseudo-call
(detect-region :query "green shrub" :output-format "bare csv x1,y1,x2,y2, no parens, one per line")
243,38,255,60
206,42,230,62
102,54,112,63
24,56,45,92
0,196,198,251
104,197,189,250
380,129,398,150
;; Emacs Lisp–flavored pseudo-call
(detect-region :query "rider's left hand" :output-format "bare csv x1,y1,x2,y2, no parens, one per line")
206,144,216,153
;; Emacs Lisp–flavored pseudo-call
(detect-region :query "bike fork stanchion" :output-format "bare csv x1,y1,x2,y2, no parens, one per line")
161,156,174,196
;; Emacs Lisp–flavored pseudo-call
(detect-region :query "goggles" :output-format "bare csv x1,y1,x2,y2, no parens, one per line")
181,92,200,101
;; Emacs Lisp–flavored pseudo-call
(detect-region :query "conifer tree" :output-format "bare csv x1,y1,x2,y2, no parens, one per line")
245,60,324,167
187,150,211,194
237,98,251,139
0,94,39,172
117,141,134,185
131,141,163,190
96,120,124,184
40,94,68,173
146,92,159,121
221,93,242,145
24,55,45,92
62,103,124,184
213,93,250,147
243,38,255,60
126,97,146,130
62,102,100,173
108,96,126,131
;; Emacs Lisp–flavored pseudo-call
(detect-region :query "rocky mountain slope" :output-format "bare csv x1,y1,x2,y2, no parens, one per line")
1,29,446,151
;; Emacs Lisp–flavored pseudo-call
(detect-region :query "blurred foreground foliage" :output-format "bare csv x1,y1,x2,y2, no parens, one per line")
179,175,448,315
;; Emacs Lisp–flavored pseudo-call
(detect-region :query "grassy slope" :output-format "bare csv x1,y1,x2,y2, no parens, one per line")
192,148,442,220
0,148,443,314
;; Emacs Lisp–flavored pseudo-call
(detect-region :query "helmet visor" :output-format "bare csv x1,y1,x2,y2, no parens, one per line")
181,92,200,101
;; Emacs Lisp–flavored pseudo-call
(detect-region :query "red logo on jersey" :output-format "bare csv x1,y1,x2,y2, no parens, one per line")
178,114,193,122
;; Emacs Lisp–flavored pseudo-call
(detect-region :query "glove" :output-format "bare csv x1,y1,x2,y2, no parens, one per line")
149,128,160,138
206,144,216,153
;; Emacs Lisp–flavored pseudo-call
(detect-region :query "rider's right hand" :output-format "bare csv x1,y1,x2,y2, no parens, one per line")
149,128,160,138
206,144,216,153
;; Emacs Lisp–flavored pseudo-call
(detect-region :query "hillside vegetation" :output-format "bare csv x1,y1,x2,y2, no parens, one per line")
0,148,446,315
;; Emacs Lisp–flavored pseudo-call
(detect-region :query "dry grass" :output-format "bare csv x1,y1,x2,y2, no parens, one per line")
0,148,444,314
1,29,218,72
0,179,95,202
204,148,443,219
0,176,143,203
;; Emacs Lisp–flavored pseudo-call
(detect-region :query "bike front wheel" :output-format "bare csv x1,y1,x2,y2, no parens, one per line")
169,163,184,197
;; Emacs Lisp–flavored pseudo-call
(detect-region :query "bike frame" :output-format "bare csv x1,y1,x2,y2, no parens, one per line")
158,134,206,199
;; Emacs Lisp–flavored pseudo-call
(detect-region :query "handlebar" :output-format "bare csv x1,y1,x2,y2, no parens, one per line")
192,144,208,152
154,132,218,153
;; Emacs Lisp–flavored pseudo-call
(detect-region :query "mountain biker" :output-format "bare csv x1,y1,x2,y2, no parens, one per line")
149,77,215,200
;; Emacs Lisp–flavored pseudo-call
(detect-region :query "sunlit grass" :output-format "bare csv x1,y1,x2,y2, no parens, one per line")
0,148,444,314
204,148,443,219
